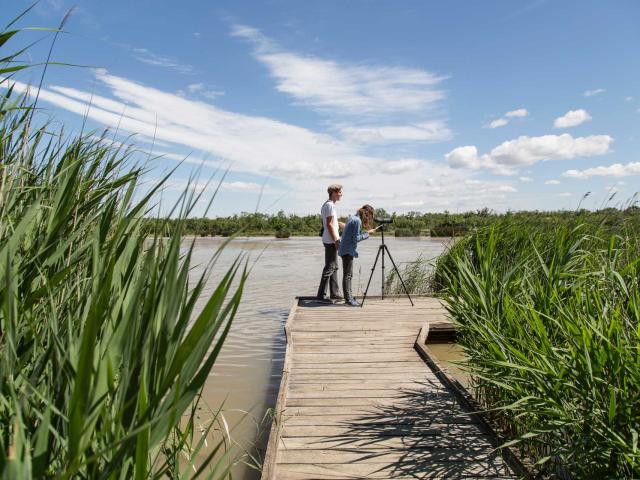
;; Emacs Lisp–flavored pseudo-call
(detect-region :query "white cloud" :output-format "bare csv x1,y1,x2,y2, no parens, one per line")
625,96,634,102
221,181,264,191
398,200,426,207
584,88,605,97
446,133,612,175
488,134,610,166
378,159,423,174
340,121,452,144
563,162,640,179
505,108,528,118
556,192,572,197
489,118,508,129
554,109,592,128
544,179,560,185
519,176,533,182
231,24,447,116
445,146,480,169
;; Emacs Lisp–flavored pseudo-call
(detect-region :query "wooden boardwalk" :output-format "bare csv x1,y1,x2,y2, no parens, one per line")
261,297,517,479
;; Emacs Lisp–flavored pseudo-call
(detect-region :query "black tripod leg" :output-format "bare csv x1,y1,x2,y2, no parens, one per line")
383,244,414,306
361,245,383,308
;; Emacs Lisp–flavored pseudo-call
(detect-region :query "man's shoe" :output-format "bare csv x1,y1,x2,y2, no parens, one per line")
330,294,344,300
316,295,331,302
345,298,360,307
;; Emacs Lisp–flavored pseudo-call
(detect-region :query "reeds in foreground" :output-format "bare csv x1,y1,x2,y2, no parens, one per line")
434,220,640,478
1,21,246,478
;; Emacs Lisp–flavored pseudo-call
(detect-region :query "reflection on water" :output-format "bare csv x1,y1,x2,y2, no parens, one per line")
427,343,469,389
188,236,450,479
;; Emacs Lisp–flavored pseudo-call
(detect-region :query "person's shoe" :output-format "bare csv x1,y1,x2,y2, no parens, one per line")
330,294,344,300
316,295,331,302
345,298,360,307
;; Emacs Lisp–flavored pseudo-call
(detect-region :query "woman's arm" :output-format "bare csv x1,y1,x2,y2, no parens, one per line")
355,218,369,242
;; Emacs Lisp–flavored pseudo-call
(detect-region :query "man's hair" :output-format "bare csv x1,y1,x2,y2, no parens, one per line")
327,184,343,196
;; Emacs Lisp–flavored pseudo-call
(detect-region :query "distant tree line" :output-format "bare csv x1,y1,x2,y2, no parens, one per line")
143,206,640,238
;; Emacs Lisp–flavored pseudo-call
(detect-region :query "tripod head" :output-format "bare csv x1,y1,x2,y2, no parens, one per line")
373,217,393,237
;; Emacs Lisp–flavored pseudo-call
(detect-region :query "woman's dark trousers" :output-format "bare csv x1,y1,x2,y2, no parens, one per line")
317,242,340,298
341,254,354,301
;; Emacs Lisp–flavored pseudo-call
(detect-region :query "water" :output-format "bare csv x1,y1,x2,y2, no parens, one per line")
188,236,450,478
426,343,469,389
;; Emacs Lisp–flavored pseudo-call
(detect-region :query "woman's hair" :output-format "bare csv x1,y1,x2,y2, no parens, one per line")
357,204,375,229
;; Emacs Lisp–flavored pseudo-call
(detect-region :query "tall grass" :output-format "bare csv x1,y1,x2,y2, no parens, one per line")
434,219,640,478
384,255,434,295
1,20,246,478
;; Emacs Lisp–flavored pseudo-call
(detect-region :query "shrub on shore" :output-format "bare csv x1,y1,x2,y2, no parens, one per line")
433,219,640,478
430,222,469,237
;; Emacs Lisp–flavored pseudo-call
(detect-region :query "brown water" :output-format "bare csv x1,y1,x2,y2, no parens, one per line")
188,236,451,478
426,343,469,389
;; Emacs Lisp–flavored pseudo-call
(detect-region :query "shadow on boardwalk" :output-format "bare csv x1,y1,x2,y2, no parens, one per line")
308,379,512,479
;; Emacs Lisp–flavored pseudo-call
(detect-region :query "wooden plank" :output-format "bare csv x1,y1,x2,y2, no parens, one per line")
284,395,454,408
281,413,477,426
275,461,513,479
277,434,495,450
276,448,501,464
280,405,461,416
287,382,441,391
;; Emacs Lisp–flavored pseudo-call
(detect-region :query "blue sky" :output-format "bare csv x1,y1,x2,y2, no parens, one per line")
7,0,640,215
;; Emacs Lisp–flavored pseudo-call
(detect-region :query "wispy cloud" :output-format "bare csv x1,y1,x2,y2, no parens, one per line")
230,24,447,117
340,121,452,144
544,179,560,185
584,88,605,97
486,108,528,128
563,162,640,179
177,82,225,100
130,47,194,75
554,109,591,128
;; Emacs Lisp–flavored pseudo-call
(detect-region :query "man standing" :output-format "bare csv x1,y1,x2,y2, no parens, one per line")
317,184,345,301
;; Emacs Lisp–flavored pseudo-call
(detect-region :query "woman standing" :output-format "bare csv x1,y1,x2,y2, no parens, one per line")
338,205,376,306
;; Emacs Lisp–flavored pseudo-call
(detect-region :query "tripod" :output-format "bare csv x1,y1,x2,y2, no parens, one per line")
361,224,414,307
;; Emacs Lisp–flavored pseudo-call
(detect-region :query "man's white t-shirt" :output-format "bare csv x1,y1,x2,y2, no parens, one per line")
321,200,339,244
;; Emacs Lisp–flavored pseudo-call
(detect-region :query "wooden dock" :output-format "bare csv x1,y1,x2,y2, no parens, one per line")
261,297,517,479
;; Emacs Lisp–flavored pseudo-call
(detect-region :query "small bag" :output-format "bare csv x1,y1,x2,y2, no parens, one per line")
319,200,328,237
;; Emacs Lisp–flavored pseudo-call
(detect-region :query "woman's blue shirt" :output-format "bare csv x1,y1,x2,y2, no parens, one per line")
338,214,369,258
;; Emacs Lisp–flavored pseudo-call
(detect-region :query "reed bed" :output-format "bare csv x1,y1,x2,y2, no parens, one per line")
433,218,640,478
1,20,246,478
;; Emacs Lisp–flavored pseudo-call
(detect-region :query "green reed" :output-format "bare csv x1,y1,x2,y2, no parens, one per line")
1,20,246,478
434,219,640,478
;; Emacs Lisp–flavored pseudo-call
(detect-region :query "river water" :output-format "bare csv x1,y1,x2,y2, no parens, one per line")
188,236,451,478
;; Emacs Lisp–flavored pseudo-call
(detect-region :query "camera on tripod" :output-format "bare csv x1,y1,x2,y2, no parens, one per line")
374,217,393,225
